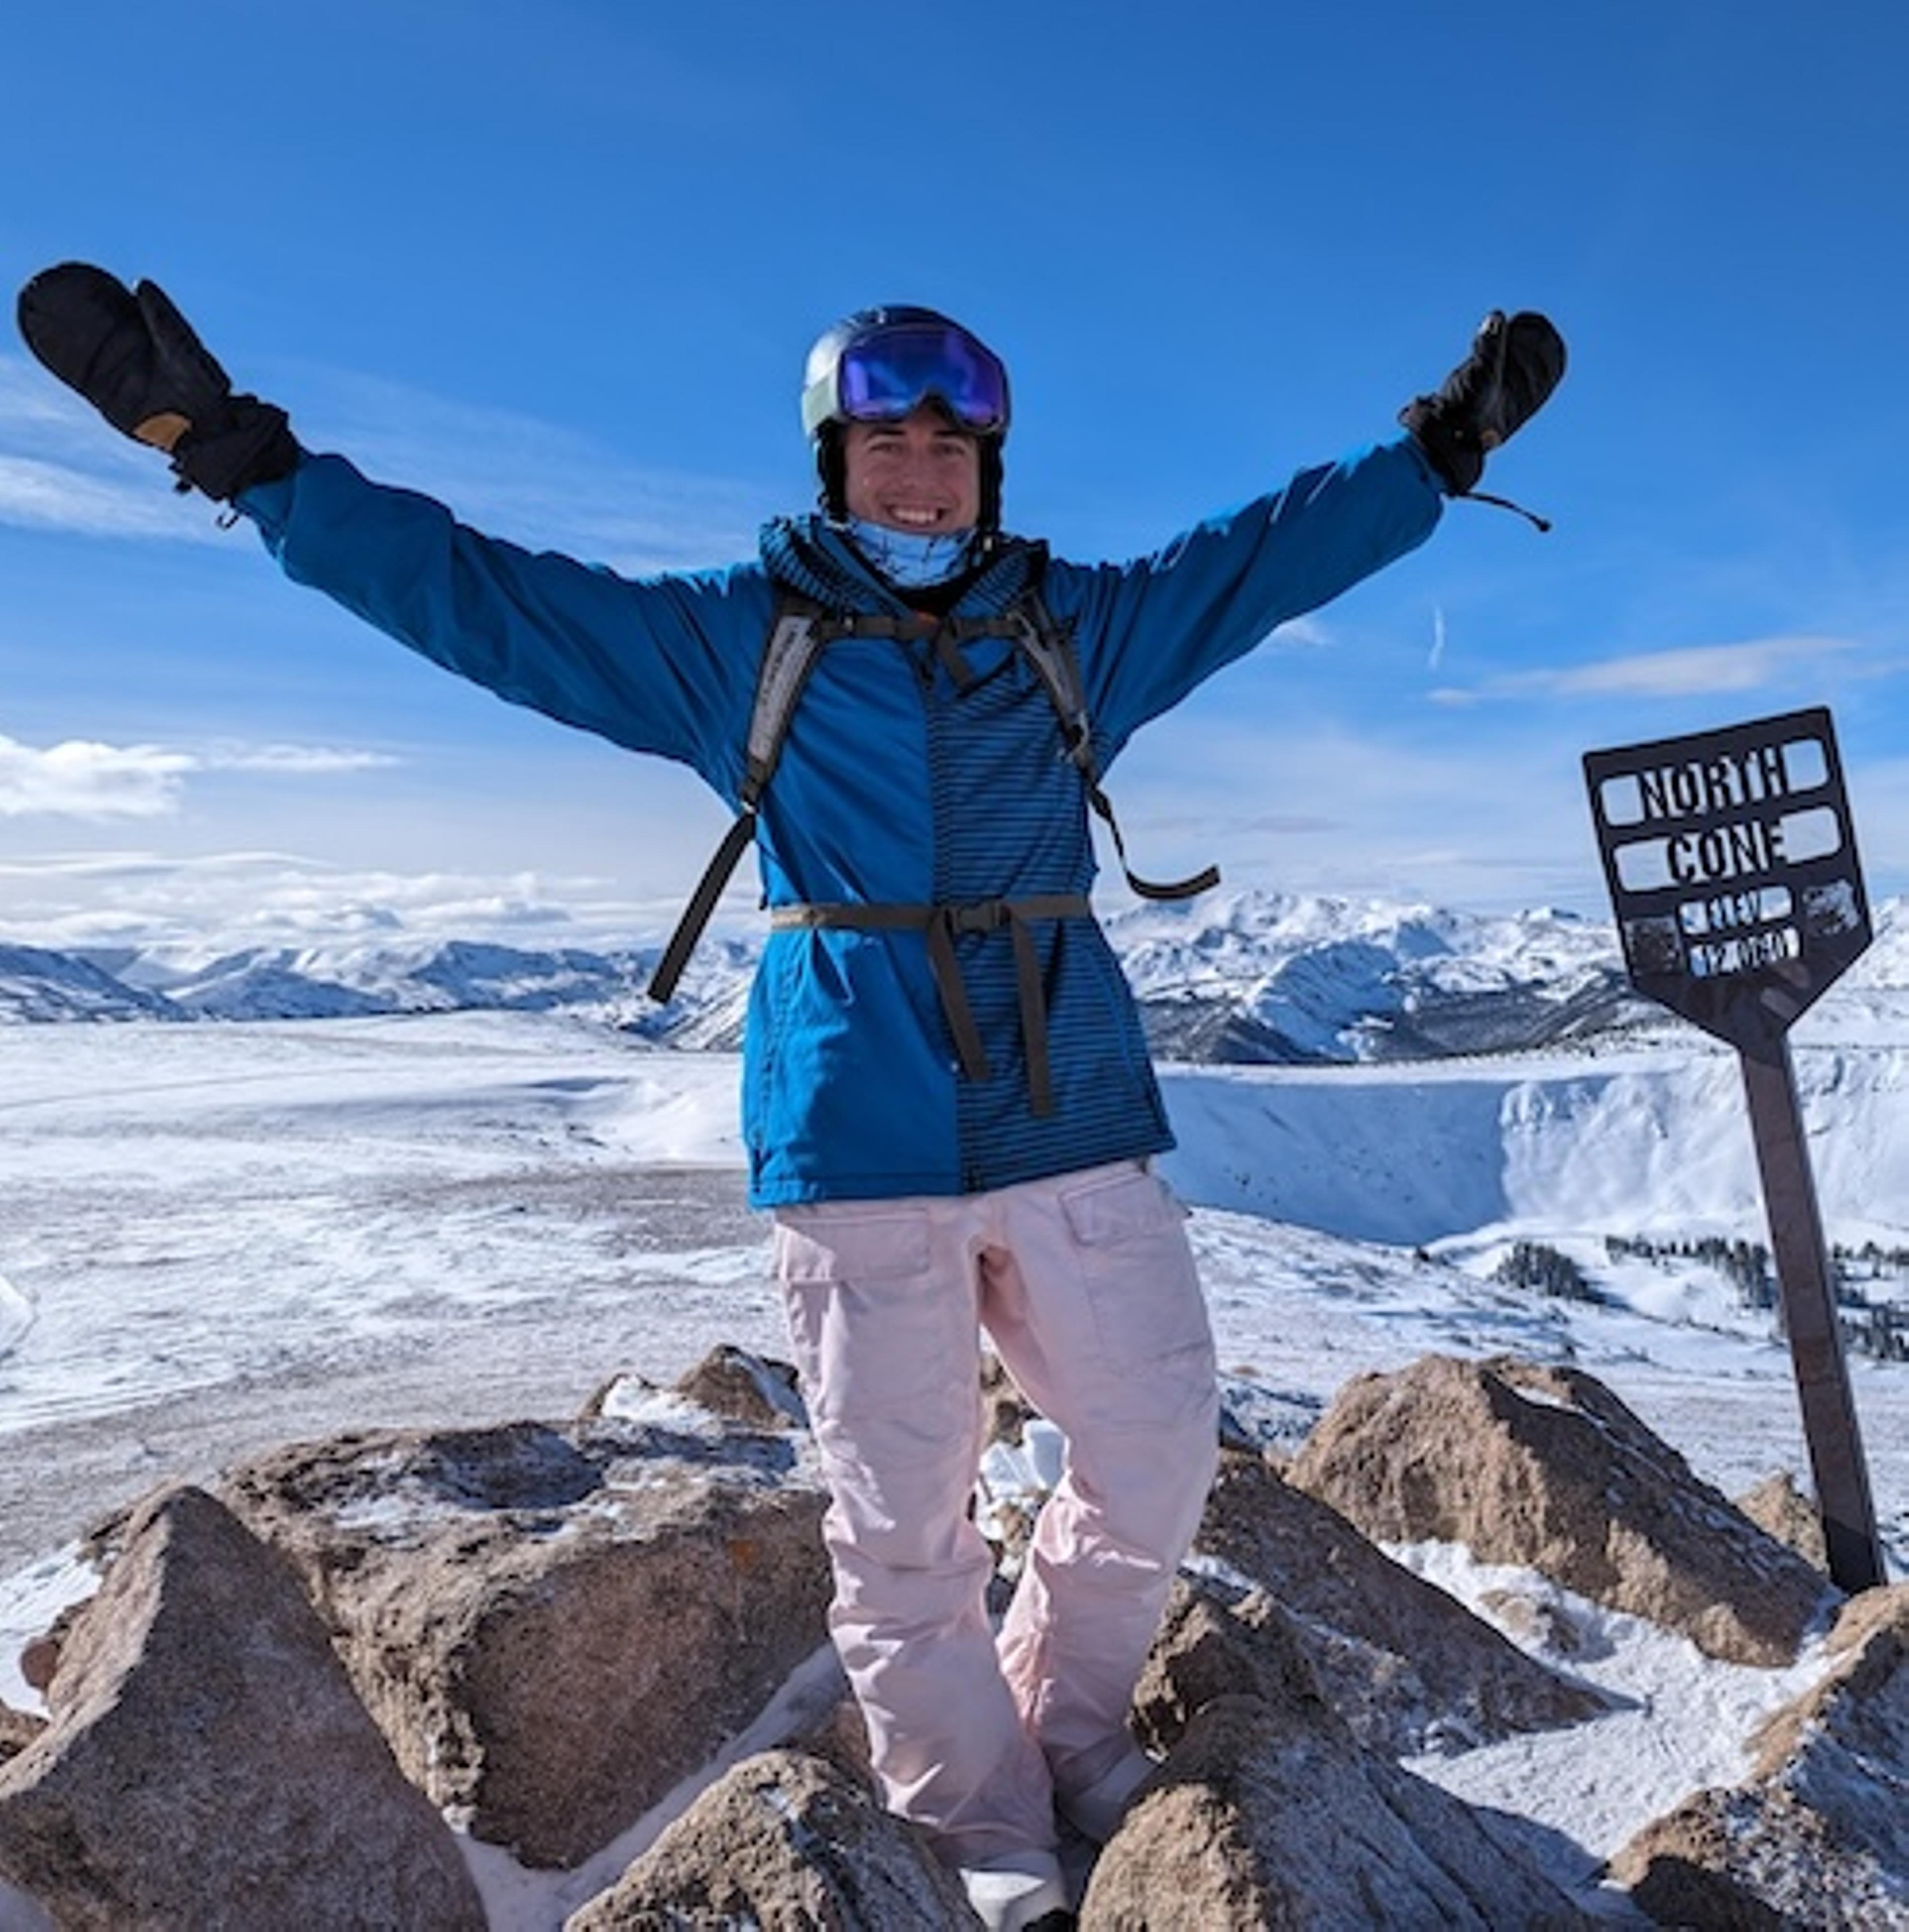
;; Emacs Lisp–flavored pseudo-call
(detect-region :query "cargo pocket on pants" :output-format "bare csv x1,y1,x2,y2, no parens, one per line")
1058,1165,1215,1383
773,1208,982,1550
772,1209,969,1443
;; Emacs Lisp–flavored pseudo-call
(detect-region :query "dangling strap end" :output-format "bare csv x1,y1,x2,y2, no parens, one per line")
649,810,759,1003
1007,912,1057,1117
924,912,993,1084
1461,488,1553,534
1127,862,1220,903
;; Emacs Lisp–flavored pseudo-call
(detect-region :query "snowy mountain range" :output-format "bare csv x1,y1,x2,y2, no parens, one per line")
16,890,1902,1060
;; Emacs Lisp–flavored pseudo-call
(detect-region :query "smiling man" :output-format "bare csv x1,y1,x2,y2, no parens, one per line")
18,273,1562,1931
843,410,982,528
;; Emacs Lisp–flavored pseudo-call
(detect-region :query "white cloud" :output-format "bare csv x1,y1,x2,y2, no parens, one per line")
0,848,668,954
1268,614,1334,650
199,744,399,775
0,736,194,818
1439,634,1868,704
0,733,402,819
0,356,221,542
0,454,217,541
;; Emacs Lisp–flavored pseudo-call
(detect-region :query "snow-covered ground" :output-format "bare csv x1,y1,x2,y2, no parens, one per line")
0,1004,1905,1924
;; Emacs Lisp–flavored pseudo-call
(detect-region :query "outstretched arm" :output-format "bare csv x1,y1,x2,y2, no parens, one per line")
1050,310,1566,756
16,263,765,793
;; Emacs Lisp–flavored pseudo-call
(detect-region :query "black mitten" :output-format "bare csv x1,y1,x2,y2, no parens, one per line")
16,262,299,501
1400,310,1565,495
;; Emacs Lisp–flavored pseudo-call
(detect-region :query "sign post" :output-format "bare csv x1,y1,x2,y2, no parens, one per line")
1584,706,1885,1593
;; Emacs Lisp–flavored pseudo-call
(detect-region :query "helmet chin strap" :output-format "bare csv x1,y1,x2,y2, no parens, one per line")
843,517,979,589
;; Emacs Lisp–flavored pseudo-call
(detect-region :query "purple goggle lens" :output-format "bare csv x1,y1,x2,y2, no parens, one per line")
834,324,1009,434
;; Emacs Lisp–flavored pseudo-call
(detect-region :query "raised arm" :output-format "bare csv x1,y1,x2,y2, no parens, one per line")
1049,310,1565,756
15,262,764,793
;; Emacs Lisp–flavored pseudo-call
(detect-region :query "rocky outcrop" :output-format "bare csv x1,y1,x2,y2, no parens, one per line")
1289,1354,1833,1665
564,1748,973,1930
1106,1451,1609,1927
584,1343,809,1432
1133,1580,1331,1748
0,1486,485,1931
676,1344,809,1428
2,1349,1895,1929
0,1701,44,1768
1155,1449,1604,1756
1736,1468,1831,1574
1080,1693,1598,1929
1609,1584,1909,1927
215,1410,834,1869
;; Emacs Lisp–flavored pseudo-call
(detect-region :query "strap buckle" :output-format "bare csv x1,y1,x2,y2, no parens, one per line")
943,900,1010,937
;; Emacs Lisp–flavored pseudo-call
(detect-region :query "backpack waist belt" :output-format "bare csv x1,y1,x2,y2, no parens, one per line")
769,893,1092,1118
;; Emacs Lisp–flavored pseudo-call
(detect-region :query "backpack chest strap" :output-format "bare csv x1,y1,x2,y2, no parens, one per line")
770,893,1093,1117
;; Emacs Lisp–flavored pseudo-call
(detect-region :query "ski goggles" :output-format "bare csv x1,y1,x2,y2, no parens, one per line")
828,324,1010,435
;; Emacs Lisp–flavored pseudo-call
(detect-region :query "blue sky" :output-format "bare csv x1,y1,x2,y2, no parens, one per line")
2,0,1907,952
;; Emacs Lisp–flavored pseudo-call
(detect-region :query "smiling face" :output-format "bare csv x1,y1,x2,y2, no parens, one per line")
840,406,983,534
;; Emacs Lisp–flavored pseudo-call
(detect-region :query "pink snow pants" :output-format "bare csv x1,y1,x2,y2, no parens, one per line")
772,1158,1219,1865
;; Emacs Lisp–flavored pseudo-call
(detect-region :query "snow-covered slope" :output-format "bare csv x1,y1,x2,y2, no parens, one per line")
1160,1037,1909,1251
0,1009,1900,1458
0,945,179,1023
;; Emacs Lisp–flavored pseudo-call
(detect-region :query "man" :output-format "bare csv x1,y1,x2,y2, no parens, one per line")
17,268,1563,1931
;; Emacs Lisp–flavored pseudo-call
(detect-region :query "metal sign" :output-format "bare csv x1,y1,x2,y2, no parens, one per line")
1584,706,1884,1594
1584,706,1870,1059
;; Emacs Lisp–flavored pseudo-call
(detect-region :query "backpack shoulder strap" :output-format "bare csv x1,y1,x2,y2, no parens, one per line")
996,588,1094,779
648,591,834,1002
1002,587,1219,903
741,592,834,809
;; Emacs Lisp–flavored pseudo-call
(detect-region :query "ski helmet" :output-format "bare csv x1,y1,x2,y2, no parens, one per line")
801,306,1010,528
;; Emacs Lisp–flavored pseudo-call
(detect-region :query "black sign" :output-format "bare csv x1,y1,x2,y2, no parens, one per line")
1583,706,1885,1591
1583,707,1870,1057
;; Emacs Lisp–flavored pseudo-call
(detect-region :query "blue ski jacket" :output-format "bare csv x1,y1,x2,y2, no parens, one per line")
239,438,1443,1208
